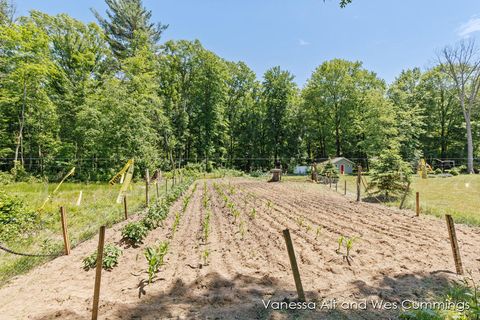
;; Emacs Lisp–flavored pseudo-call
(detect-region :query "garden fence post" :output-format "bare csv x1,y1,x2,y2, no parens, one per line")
399,182,411,210
344,180,347,195
155,169,160,204
91,225,106,320
123,196,128,220
145,169,150,207
282,229,306,302
60,206,71,255
356,166,362,202
445,215,463,275
415,192,420,216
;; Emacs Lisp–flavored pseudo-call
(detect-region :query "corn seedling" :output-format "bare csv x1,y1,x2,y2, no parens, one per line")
249,208,256,219
202,249,210,265
172,211,181,235
335,235,345,254
344,237,356,266
296,216,305,228
144,241,169,283
315,226,322,239
305,224,312,233
232,209,240,223
239,220,246,239
202,211,211,243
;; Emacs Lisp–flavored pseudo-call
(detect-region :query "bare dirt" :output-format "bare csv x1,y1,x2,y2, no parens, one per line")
1,178,479,319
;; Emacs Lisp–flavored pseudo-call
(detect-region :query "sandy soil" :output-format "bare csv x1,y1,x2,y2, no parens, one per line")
1,178,479,319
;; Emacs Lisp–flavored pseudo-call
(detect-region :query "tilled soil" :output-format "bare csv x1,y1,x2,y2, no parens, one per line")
0,178,479,320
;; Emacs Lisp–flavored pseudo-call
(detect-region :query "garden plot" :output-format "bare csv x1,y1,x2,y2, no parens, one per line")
0,178,479,319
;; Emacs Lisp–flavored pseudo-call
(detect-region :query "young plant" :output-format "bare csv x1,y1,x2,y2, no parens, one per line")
202,249,210,265
122,222,148,246
239,220,246,239
315,226,322,239
83,244,123,271
202,210,211,243
344,237,356,266
296,216,305,228
335,235,345,254
144,241,169,283
172,211,181,235
249,208,257,219
305,224,312,233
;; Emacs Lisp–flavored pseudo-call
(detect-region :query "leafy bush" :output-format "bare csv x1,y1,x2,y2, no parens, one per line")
400,275,479,320
367,147,412,199
457,165,468,174
321,160,339,179
434,168,442,175
142,202,168,230
83,244,123,271
449,168,459,176
0,171,14,185
250,170,264,177
121,222,148,245
0,191,38,241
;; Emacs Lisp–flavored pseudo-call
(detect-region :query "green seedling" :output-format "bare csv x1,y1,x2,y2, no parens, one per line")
232,209,240,223
239,220,246,239
305,224,312,233
144,241,169,283
202,211,211,242
202,249,210,265
172,211,181,235
336,235,344,254
315,226,322,239
344,237,356,266
296,217,305,228
250,208,257,219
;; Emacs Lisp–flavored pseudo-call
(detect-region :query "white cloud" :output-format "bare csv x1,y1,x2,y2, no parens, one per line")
299,39,310,46
458,17,480,38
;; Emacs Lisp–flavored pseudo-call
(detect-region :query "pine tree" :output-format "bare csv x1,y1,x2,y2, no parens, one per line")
367,146,412,199
92,0,167,59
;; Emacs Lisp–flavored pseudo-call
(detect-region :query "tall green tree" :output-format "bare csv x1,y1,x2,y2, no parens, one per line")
0,22,58,173
262,66,297,163
93,0,167,59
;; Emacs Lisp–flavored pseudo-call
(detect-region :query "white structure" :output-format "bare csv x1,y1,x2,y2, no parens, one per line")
293,165,308,174
321,157,355,175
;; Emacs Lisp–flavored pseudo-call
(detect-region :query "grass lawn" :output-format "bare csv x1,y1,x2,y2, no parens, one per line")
283,174,480,226
0,180,174,285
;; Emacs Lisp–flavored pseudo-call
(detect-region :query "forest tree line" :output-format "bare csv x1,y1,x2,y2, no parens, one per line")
0,0,479,180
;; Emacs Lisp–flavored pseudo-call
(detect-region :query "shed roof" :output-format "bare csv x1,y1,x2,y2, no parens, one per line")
321,157,355,165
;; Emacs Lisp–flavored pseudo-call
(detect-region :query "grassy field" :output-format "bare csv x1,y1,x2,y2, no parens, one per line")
0,180,175,284
284,174,480,226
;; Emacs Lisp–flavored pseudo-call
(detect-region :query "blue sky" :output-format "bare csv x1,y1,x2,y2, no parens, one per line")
14,0,480,86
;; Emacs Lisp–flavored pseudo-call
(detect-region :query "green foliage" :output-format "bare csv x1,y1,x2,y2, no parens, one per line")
142,202,168,230
82,244,122,271
121,221,148,246
202,249,210,265
0,191,38,241
367,147,412,199
144,241,169,283
321,160,339,179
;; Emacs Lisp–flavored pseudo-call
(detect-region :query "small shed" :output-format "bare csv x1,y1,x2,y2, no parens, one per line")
321,157,355,175
293,165,308,175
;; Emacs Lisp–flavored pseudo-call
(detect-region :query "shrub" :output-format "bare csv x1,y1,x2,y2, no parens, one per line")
434,168,442,175
457,165,468,174
449,168,459,176
83,244,122,271
367,147,412,199
0,191,38,241
0,171,14,185
121,222,148,245
321,160,339,179
142,202,168,230
250,170,263,178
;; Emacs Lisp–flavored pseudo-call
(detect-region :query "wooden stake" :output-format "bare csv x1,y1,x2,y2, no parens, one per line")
155,170,160,203
344,180,347,195
60,206,71,255
282,229,306,302
356,166,362,202
91,226,106,320
445,215,463,275
165,178,168,194
76,190,83,206
145,169,150,207
399,182,411,209
415,192,420,216
123,196,128,220
335,181,337,192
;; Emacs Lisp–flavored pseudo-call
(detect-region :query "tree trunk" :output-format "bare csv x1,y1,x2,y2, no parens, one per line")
465,114,474,174
14,79,27,165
